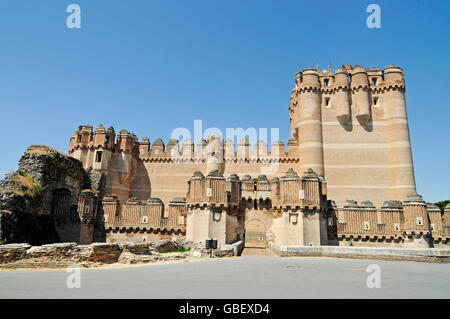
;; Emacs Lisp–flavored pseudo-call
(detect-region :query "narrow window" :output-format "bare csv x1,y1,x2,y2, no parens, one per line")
324,79,329,87
373,97,379,106
325,97,330,107
371,78,377,86
348,74,352,83
95,151,103,162
77,135,82,143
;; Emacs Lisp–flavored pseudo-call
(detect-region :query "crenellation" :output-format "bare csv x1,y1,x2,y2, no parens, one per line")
101,196,186,243
330,193,449,247
181,139,194,159
166,139,180,158
138,137,150,156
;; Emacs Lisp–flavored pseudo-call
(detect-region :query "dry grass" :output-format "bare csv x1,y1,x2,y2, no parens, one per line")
13,171,47,197
25,145,65,156
14,174,34,190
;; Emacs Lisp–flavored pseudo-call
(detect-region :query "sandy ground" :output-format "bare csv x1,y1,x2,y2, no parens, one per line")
0,253,220,272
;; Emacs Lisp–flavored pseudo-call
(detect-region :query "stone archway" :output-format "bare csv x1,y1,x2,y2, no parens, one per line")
244,211,269,248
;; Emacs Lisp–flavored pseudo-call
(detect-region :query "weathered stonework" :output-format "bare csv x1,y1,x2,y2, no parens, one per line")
0,145,99,245
0,239,237,269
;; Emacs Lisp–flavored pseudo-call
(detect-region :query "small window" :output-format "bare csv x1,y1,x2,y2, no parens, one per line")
430,223,435,231
373,97,379,106
416,217,423,226
84,206,90,214
141,216,148,224
364,221,370,230
206,188,212,197
372,78,377,86
155,150,159,155
95,151,103,162
394,223,400,231
325,97,330,107
142,236,147,242
348,74,352,83
77,135,82,143
324,79,329,87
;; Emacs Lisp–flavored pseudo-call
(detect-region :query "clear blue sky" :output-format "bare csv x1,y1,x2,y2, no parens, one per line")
0,0,448,202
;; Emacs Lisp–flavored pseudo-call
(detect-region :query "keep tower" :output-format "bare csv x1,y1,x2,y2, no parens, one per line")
290,64,417,206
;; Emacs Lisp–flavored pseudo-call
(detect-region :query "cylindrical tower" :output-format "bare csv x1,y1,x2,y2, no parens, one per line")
383,65,416,200
351,66,371,126
294,67,324,176
334,67,351,125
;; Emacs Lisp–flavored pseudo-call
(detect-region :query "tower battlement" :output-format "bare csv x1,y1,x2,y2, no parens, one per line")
69,125,303,166
332,194,450,247
293,65,405,91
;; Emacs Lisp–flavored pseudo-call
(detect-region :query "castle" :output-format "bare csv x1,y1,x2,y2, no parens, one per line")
64,65,449,249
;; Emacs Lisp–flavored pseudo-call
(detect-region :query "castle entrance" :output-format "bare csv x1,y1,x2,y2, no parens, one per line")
244,210,269,248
